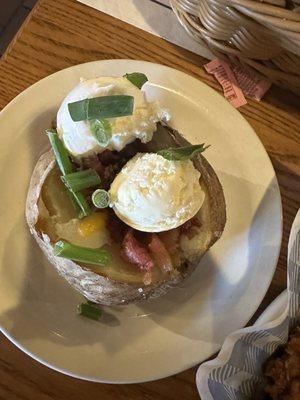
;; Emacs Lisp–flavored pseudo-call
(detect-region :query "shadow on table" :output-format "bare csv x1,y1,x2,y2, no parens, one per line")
132,0,176,41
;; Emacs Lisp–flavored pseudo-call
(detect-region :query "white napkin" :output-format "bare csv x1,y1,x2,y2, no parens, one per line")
77,0,214,59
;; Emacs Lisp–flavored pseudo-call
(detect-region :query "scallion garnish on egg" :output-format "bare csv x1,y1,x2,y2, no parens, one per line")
54,240,110,266
157,144,210,161
89,118,112,147
124,72,148,89
61,169,101,192
68,95,134,122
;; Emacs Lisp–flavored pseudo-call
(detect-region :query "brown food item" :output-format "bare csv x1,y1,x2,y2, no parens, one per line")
107,211,180,272
158,228,180,253
81,154,123,191
148,234,173,273
263,327,300,400
106,209,128,243
121,230,154,271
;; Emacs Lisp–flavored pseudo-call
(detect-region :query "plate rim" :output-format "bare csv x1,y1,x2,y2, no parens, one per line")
0,59,283,383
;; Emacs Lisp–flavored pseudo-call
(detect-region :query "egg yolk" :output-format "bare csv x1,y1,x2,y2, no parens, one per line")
78,212,107,237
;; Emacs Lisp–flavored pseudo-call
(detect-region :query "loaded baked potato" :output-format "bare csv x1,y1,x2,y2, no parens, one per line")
26,73,226,306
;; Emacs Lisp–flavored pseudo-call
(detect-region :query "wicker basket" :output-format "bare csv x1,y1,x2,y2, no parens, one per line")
170,0,300,95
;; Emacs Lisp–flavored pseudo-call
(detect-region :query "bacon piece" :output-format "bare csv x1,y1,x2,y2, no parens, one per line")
106,211,127,243
81,155,123,190
158,228,180,253
82,155,104,176
82,153,110,170
101,164,122,190
148,234,173,273
98,150,120,165
122,230,154,271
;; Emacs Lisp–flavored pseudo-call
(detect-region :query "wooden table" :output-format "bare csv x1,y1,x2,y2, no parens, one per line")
0,0,299,398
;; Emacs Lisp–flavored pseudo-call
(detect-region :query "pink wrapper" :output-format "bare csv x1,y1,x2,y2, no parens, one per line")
204,59,271,107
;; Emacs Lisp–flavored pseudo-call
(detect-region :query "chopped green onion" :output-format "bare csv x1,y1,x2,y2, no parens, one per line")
66,190,82,215
61,169,101,192
68,95,134,122
46,129,73,175
54,240,110,266
77,303,102,321
90,119,112,147
157,144,210,161
92,189,110,209
71,191,91,218
78,210,88,219
46,129,91,218
124,72,148,89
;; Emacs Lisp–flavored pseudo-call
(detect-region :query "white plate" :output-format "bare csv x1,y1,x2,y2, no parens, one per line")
0,60,282,383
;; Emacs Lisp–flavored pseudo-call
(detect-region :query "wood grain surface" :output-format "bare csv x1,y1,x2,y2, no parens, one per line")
0,0,299,398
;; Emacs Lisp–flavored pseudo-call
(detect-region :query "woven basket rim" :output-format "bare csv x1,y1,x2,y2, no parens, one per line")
170,0,300,94
229,0,300,21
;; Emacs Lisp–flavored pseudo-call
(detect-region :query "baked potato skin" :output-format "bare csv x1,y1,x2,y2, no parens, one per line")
26,125,226,305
